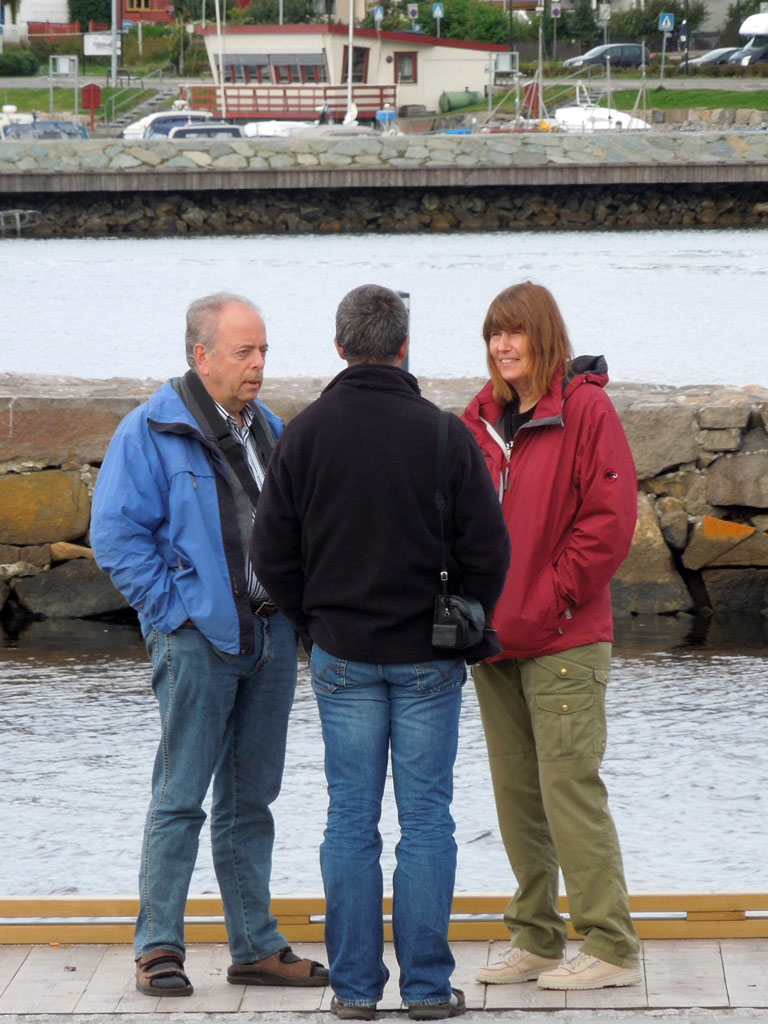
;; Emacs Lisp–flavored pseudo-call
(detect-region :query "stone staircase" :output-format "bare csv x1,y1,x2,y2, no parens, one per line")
105,81,180,134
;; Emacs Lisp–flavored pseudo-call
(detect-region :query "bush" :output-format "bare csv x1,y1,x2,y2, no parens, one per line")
27,36,82,60
0,48,40,75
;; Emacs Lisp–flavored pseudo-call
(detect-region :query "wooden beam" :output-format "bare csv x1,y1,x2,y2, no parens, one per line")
1,893,766,944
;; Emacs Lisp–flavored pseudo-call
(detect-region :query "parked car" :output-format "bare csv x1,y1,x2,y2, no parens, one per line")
121,110,218,140
563,43,653,70
0,120,88,140
166,122,243,139
686,46,740,66
727,39,768,65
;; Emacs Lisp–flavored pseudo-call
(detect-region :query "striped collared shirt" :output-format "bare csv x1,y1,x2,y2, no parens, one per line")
213,399,269,604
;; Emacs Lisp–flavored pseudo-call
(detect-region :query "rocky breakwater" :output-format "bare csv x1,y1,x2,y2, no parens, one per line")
1,131,768,236
1,373,767,632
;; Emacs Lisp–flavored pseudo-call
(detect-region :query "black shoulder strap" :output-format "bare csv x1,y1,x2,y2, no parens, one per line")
435,410,451,597
173,369,275,511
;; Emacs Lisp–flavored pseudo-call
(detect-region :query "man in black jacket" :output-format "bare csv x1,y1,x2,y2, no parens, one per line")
251,284,509,1022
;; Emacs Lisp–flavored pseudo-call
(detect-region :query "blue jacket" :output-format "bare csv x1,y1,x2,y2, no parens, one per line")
90,379,284,655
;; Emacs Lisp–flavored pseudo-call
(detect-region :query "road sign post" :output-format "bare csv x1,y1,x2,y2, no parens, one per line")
597,3,610,44
658,11,674,84
551,1,560,60
433,2,443,38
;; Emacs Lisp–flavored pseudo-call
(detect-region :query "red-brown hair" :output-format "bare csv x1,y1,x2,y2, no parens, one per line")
482,282,573,405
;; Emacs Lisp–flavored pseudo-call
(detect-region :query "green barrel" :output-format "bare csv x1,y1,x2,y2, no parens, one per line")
438,90,483,113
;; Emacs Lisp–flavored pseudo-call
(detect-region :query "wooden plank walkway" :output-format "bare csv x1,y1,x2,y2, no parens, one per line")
1,939,767,1014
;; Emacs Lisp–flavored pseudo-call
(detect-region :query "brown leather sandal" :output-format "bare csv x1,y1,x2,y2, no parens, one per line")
227,946,329,987
135,949,194,997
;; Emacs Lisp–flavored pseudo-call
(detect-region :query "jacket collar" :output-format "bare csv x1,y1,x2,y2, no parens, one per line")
469,356,609,427
323,363,422,397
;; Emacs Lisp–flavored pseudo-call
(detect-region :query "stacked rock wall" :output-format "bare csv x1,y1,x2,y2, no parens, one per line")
5,183,768,236
1,374,767,629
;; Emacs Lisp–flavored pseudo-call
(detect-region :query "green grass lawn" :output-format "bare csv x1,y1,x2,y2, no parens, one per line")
479,85,768,116
610,87,768,111
0,86,155,117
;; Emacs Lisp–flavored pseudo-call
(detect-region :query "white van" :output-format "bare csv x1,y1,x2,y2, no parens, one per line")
728,12,768,65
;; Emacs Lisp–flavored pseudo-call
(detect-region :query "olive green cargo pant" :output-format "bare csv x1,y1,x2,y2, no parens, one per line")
473,642,640,968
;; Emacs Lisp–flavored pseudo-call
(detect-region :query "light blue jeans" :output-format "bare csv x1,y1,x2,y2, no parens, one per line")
135,612,297,963
310,645,465,1007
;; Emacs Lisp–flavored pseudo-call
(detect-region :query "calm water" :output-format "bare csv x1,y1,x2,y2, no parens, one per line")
1,230,767,387
1,228,767,896
2,616,766,896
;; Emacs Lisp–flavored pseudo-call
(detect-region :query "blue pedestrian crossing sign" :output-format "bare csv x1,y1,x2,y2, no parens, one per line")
374,5,383,20
658,12,675,32
433,2,444,16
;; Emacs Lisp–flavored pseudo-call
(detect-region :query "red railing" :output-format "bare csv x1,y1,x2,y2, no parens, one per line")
28,20,81,34
187,84,398,121
28,19,108,34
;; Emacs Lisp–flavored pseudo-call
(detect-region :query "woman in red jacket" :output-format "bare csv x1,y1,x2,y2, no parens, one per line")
462,282,641,992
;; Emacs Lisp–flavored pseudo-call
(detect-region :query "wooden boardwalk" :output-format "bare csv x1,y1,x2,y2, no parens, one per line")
1,939,767,1014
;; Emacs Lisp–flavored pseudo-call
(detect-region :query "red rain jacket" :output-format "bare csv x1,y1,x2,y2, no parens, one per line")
462,358,637,660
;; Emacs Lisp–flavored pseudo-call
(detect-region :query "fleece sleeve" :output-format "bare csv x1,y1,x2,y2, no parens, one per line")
250,435,309,634
551,391,637,611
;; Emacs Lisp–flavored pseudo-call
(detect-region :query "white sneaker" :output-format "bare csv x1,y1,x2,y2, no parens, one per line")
536,951,642,990
475,946,562,985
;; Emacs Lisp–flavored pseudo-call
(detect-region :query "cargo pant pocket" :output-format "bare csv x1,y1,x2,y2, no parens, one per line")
527,653,609,761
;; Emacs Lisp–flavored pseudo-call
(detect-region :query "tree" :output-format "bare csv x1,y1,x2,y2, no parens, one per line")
563,0,599,46
723,0,759,42
68,0,111,24
611,0,708,38
230,0,315,22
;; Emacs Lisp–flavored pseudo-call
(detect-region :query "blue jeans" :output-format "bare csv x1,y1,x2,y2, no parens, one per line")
135,612,297,963
310,645,465,1007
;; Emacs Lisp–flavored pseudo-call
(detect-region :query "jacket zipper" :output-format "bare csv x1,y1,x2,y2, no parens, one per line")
504,441,513,491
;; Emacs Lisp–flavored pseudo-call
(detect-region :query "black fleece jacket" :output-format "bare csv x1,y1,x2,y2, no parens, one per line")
250,364,510,664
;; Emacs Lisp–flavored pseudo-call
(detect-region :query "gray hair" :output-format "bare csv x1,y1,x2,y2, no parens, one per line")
185,292,260,368
335,285,409,364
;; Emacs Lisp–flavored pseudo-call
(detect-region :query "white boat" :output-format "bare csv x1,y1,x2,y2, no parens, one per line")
554,85,650,132
243,102,398,138
243,120,381,138
554,103,651,132
0,105,34,131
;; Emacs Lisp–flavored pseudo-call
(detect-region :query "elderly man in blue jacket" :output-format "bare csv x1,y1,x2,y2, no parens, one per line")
90,292,328,998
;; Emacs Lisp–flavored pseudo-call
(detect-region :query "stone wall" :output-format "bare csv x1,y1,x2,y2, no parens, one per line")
4,182,768,236
3,131,768,236
2,132,768,183
1,373,767,629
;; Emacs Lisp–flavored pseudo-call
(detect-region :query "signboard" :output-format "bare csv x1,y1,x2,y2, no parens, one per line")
373,5,383,20
84,32,121,56
658,11,674,31
597,3,610,22
551,3,561,17
433,2,443,16
51,55,78,74
407,3,418,17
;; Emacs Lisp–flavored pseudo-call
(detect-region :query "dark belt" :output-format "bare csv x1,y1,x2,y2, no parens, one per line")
251,599,279,618
177,599,278,630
